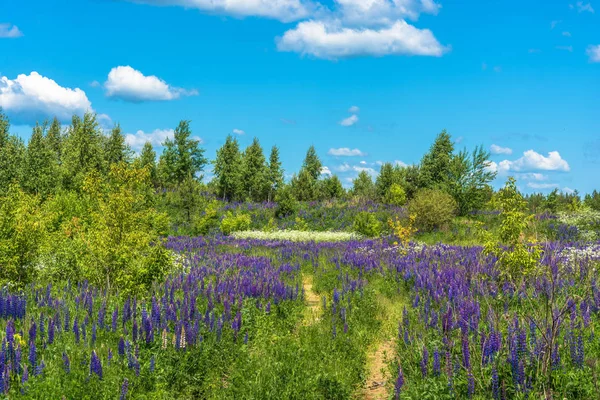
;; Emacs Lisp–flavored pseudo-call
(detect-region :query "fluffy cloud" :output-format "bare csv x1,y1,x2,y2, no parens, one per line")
328,147,365,156
104,66,198,102
348,105,360,113
394,160,408,167
125,0,316,22
490,144,513,155
335,162,377,175
0,23,23,38
125,129,175,150
321,166,332,175
340,114,359,126
232,128,245,135
0,71,93,124
483,161,498,174
498,150,570,172
334,0,440,26
277,20,446,59
587,45,600,62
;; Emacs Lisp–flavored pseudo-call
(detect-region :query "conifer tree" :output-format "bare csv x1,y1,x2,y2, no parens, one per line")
136,141,158,186
23,123,59,198
158,120,207,186
419,130,455,189
46,117,63,162
267,146,284,202
104,124,132,166
242,137,268,202
213,135,242,201
0,110,26,194
352,170,376,200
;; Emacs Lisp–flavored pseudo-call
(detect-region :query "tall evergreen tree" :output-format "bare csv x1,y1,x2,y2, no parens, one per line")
23,123,59,198
352,170,376,200
213,135,242,201
242,137,268,202
158,120,207,186
319,175,345,200
104,124,132,166
267,146,284,202
375,163,402,201
46,117,63,162
136,142,158,186
302,145,322,180
61,112,106,190
419,130,455,189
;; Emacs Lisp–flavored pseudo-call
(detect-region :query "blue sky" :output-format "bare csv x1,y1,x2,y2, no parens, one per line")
1,0,599,193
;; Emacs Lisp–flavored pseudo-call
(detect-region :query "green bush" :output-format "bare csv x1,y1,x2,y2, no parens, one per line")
384,183,407,206
353,211,382,237
408,188,457,232
275,185,298,218
220,211,251,235
193,200,221,235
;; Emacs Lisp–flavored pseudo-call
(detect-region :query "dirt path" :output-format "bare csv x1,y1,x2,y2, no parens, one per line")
359,292,406,399
363,339,396,399
301,275,321,326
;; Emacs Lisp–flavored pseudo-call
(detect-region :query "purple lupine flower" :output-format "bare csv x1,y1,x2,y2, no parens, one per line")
112,308,118,332
467,371,475,398
73,317,80,343
34,361,45,376
462,334,471,369
62,352,70,373
394,365,404,399
90,351,103,380
150,355,155,373
28,341,36,368
118,337,125,357
48,319,55,345
433,348,441,376
420,346,429,378
91,323,97,345
28,321,37,343
120,378,129,400
491,365,499,399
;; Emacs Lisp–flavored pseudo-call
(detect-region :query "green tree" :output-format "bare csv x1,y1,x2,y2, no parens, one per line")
291,169,318,201
104,124,132,166
419,130,455,189
46,117,63,161
319,175,345,200
0,183,46,286
135,141,158,186
242,137,268,201
61,113,106,190
446,145,497,215
23,123,59,198
384,183,407,206
396,164,420,200
0,109,26,194
213,135,242,201
267,146,284,202
375,162,402,201
351,170,376,200
302,145,322,181
158,120,207,186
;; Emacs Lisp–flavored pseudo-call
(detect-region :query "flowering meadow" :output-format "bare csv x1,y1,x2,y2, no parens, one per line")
0,233,599,399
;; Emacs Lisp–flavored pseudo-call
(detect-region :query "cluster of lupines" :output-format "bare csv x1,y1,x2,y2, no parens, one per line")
362,241,600,398
0,243,305,397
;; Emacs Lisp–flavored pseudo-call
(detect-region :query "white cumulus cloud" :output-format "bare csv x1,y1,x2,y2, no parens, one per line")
104,66,198,102
490,144,513,155
0,71,93,124
321,166,332,175
575,1,595,13
340,114,359,126
125,0,317,22
587,45,600,62
348,105,360,113
517,173,548,181
125,129,175,150
527,182,560,190
498,150,570,173
335,0,440,26
328,147,365,156
232,128,245,135
277,19,447,59
0,23,23,38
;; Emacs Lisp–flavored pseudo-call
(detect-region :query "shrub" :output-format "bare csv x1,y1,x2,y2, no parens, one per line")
384,183,407,206
353,211,382,237
408,188,457,232
220,211,251,235
193,200,221,235
275,185,298,218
